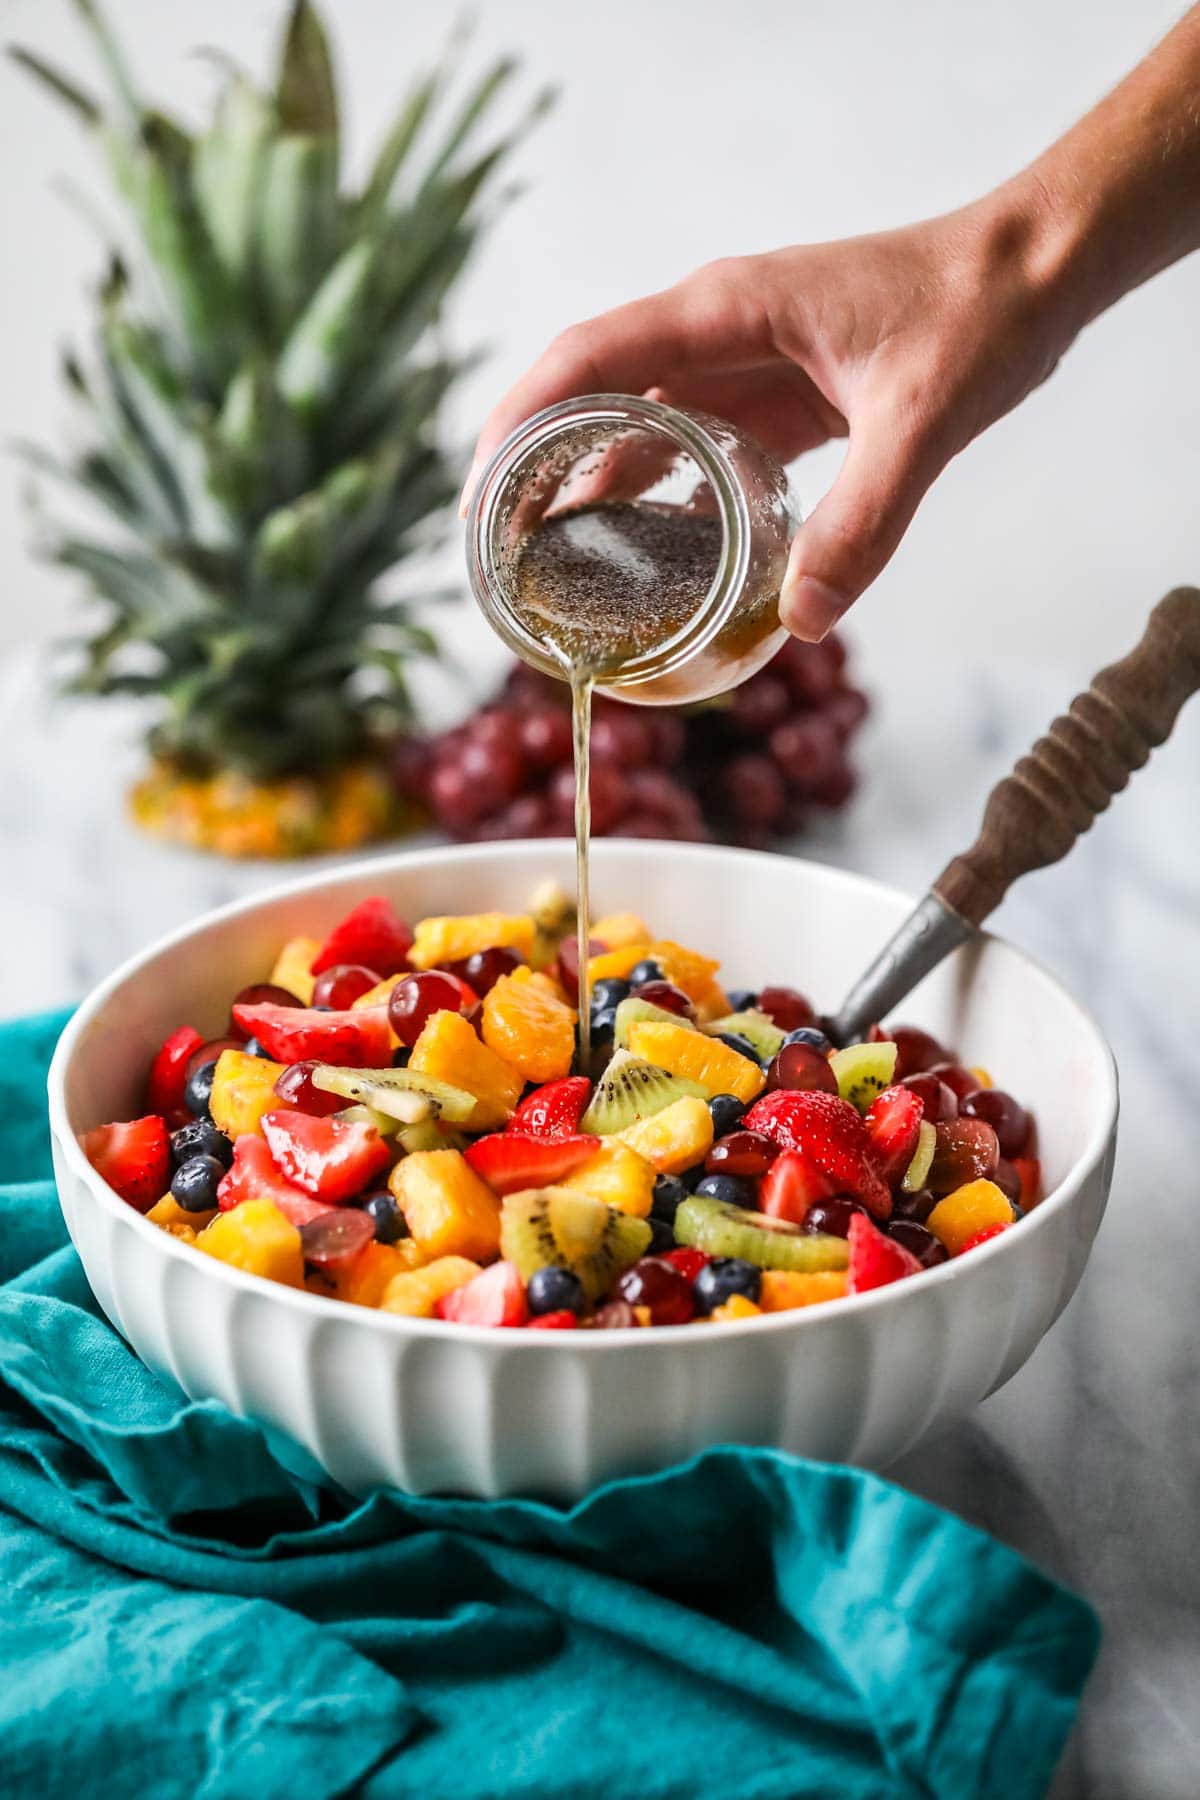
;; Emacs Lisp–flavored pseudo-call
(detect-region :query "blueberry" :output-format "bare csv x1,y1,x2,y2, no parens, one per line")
707,1093,746,1138
590,1005,618,1042
681,1162,710,1191
716,1031,761,1063
182,1058,218,1120
528,1265,586,1317
650,1173,690,1223
693,1257,762,1315
783,1026,833,1055
591,977,630,1011
241,1036,271,1060
647,1216,676,1254
627,958,663,988
362,1191,408,1244
694,1172,754,1208
170,1153,225,1213
725,988,758,1013
170,1119,233,1171
803,1197,864,1238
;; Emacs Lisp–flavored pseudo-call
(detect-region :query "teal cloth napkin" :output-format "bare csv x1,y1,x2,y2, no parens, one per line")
0,1006,1098,1800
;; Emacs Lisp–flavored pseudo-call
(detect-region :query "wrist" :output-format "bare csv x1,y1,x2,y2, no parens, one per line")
966,170,1100,356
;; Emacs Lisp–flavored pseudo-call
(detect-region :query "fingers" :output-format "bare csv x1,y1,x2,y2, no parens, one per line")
779,408,939,639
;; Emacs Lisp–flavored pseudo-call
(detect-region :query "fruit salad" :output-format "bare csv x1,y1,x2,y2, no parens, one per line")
80,891,1043,1329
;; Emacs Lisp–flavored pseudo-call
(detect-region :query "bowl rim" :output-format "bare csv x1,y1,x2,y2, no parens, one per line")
48,837,1119,1347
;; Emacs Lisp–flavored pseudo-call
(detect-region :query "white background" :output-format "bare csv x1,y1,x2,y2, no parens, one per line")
0,0,1196,694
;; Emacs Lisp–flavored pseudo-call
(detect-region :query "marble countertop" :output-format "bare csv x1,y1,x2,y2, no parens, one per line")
3,641,1198,1800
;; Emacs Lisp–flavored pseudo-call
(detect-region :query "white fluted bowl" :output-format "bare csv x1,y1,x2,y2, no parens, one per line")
48,840,1117,1499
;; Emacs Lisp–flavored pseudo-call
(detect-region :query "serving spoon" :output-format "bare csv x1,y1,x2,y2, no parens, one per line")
827,586,1200,1045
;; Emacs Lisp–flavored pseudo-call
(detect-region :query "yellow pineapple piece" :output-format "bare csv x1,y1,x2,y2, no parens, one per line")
710,1294,762,1323
409,912,535,971
148,1193,216,1232
330,1239,427,1307
481,966,576,1083
195,1199,303,1288
561,1143,655,1218
616,1096,713,1174
389,1149,502,1261
759,1270,849,1312
381,1256,482,1317
591,912,651,950
353,972,404,1011
969,1066,994,1089
160,1221,198,1243
628,1020,765,1104
209,1048,286,1138
926,1180,1015,1256
270,935,320,1005
409,1010,522,1129
587,943,653,984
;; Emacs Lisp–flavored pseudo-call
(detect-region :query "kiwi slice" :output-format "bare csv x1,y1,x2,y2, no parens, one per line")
828,1042,899,1113
901,1119,937,1192
580,1048,708,1135
614,995,694,1050
335,1103,401,1136
703,1009,784,1061
500,1186,651,1304
393,1118,466,1155
674,1195,849,1273
311,1063,476,1125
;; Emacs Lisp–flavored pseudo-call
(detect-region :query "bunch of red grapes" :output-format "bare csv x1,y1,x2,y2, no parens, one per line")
392,632,868,844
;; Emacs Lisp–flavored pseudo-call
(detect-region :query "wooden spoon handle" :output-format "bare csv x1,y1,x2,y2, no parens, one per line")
934,587,1200,927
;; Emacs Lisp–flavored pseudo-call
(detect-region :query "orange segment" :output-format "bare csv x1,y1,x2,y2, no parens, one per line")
561,1142,656,1218
328,1240,426,1307
409,912,535,970
616,1096,713,1174
389,1148,503,1261
759,1270,848,1311
481,966,577,1083
591,912,652,949
587,942,653,984
270,935,320,1004
409,1009,523,1129
627,1020,765,1104
710,1294,762,1322
926,1179,1015,1256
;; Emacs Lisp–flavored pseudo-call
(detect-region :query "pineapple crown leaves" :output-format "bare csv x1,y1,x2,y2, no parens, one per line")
10,0,554,778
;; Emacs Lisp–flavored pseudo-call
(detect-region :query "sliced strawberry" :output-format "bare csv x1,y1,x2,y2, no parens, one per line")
1010,1156,1042,1210
864,1084,924,1181
232,1001,391,1069
465,1130,600,1195
81,1115,170,1213
217,1134,328,1225
662,1246,710,1283
509,1076,592,1139
526,1309,578,1330
146,1025,204,1125
742,1090,891,1217
758,1150,835,1225
310,896,412,977
959,1222,1013,1254
847,1212,922,1293
260,1108,390,1203
436,1260,529,1326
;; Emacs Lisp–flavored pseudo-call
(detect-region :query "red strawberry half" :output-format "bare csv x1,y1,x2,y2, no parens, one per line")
1010,1157,1042,1210
465,1130,599,1195
742,1090,891,1217
509,1076,592,1139
310,896,412,977
146,1025,204,1125
847,1213,922,1293
436,1260,529,1326
232,1001,392,1069
864,1084,924,1182
81,1115,170,1213
758,1149,835,1226
217,1134,328,1226
526,1309,578,1330
959,1222,1013,1254
261,1109,390,1203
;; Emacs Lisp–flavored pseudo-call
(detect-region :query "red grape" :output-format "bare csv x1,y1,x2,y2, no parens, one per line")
186,1036,242,1080
722,753,787,828
590,706,655,766
458,734,524,810
300,1208,375,1267
466,708,516,752
518,707,573,769
927,1062,983,1102
960,1088,1029,1160
590,1300,639,1329
902,1074,959,1122
273,1060,345,1117
928,1118,1000,1195
230,985,303,1034
646,713,686,764
472,793,554,840
391,731,434,803
705,1130,779,1178
624,769,708,837
758,985,817,1031
615,1256,694,1325
632,979,695,1020
388,971,478,1046
808,760,857,808
991,1158,1023,1206
429,759,484,833
311,964,380,1010
441,946,523,995
777,638,840,705
547,761,628,835
766,1042,838,1094
769,714,843,791
825,687,869,740
730,671,792,735
886,1025,948,1079
556,933,604,1003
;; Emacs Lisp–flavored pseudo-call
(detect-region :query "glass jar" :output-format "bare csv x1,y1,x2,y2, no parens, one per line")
465,394,799,706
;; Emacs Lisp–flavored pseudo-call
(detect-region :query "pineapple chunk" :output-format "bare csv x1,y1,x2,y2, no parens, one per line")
710,1294,762,1323
409,1009,522,1129
616,1096,713,1174
270,936,320,1005
591,912,651,950
331,1239,427,1307
209,1048,286,1138
482,966,576,1083
628,1020,765,1104
381,1256,482,1317
926,1180,1015,1256
148,1193,216,1232
759,1270,848,1312
409,912,535,971
352,972,405,1011
561,1143,656,1218
389,1149,502,1262
195,1199,303,1288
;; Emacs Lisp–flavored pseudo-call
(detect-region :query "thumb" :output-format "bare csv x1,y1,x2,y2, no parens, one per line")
779,413,937,639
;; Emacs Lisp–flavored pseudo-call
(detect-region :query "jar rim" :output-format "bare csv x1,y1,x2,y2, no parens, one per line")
465,393,751,688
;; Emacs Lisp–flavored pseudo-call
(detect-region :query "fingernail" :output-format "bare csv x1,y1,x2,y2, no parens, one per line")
458,458,481,520
779,575,847,642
